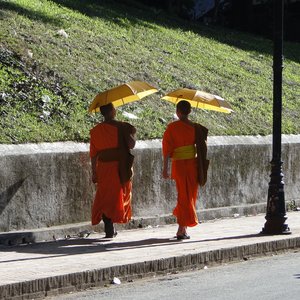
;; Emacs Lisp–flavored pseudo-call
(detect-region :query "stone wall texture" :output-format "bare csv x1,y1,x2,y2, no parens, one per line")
1,135,300,232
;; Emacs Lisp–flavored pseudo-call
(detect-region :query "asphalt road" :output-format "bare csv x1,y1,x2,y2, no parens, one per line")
50,251,300,300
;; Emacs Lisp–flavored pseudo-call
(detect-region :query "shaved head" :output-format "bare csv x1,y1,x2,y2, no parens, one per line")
176,100,191,116
100,103,114,117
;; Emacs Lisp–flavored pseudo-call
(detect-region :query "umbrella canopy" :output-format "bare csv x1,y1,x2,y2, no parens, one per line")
162,88,233,114
89,81,158,113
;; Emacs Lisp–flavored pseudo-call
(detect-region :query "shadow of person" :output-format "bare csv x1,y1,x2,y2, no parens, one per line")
0,236,180,264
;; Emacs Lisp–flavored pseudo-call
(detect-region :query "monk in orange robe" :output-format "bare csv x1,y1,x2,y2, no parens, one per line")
90,103,136,238
162,100,208,239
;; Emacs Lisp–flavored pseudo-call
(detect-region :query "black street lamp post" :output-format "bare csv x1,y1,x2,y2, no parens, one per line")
262,0,290,234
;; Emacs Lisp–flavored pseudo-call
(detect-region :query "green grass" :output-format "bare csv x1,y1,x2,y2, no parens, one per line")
1,0,300,143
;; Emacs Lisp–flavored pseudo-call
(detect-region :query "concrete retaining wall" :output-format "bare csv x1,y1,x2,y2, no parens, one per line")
1,135,300,233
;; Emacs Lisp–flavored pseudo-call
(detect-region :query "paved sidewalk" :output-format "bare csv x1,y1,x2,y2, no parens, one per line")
1,212,300,300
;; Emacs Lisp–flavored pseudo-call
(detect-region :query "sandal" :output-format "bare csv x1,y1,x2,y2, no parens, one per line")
104,231,118,238
176,233,190,240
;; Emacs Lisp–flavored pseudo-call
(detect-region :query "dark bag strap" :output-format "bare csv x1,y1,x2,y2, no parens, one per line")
115,122,134,185
194,123,209,187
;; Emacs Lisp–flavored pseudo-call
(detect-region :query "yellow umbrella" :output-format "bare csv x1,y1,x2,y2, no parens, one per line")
89,81,158,113
162,88,233,113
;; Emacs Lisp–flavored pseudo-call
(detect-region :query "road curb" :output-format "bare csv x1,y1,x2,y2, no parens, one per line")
1,236,299,300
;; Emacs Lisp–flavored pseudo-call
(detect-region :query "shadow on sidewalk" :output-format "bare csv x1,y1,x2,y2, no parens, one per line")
0,233,263,264
294,274,300,279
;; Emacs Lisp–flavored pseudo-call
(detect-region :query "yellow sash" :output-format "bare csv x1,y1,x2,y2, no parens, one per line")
172,145,196,160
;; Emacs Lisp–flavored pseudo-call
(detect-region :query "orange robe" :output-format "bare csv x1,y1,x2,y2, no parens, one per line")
162,120,199,227
90,123,132,225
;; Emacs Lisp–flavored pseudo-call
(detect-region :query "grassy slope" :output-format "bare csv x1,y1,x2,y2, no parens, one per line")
0,0,300,143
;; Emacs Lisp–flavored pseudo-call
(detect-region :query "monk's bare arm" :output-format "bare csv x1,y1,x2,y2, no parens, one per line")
162,155,170,179
91,155,97,183
126,126,136,150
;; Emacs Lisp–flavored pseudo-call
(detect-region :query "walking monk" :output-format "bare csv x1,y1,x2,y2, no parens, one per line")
162,100,209,240
90,103,136,238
